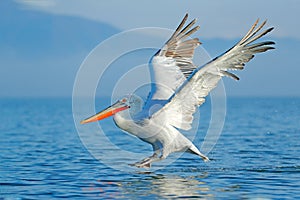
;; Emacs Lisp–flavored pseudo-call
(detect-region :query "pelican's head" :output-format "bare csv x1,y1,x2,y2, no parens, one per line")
80,94,143,124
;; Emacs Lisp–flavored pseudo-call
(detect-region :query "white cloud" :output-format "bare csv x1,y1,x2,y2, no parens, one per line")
16,0,56,8
16,0,300,39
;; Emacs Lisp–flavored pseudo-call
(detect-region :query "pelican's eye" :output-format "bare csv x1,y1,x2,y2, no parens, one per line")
121,98,127,103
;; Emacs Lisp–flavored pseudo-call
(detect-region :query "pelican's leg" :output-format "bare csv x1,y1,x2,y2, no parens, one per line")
130,148,171,168
129,150,161,168
140,152,158,162
132,156,161,168
135,151,170,168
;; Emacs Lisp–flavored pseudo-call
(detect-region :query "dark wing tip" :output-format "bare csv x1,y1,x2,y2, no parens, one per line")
221,71,240,80
266,27,275,33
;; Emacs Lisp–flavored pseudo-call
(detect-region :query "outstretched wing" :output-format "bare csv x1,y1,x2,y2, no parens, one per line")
146,14,201,102
150,19,275,130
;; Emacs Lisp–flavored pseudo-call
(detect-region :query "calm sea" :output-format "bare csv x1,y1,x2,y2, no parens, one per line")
1,97,299,199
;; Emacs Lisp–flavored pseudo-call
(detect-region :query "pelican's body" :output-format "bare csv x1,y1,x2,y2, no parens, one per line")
81,14,275,168
112,100,207,168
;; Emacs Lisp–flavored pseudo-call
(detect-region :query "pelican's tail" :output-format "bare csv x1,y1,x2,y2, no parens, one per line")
188,144,210,162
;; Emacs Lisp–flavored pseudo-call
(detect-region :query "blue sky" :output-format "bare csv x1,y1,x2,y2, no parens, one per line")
1,0,300,97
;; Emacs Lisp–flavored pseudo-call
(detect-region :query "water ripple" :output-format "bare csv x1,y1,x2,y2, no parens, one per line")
1,98,300,199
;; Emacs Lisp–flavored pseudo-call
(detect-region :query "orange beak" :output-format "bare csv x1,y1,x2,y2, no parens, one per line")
80,101,129,124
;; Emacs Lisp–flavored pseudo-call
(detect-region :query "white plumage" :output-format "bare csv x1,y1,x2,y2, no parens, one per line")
81,14,275,168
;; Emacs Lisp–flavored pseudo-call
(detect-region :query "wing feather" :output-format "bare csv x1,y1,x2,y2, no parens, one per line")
147,14,201,101
150,19,275,130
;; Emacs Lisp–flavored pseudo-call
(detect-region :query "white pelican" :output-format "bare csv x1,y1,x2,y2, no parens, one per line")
81,14,274,168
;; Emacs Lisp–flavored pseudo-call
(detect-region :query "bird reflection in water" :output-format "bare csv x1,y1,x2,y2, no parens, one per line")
81,173,212,198
121,173,212,198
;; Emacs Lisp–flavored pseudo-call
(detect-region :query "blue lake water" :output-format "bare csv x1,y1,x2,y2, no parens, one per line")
1,97,300,199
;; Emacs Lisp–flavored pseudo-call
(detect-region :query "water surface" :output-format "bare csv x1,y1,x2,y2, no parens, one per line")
1,97,299,199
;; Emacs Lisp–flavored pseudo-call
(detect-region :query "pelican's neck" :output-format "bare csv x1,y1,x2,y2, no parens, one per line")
112,94,144,134
113,111,137,134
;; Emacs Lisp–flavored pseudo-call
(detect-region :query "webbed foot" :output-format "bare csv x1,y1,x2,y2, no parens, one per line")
129,153,159,168
129,161,151,168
